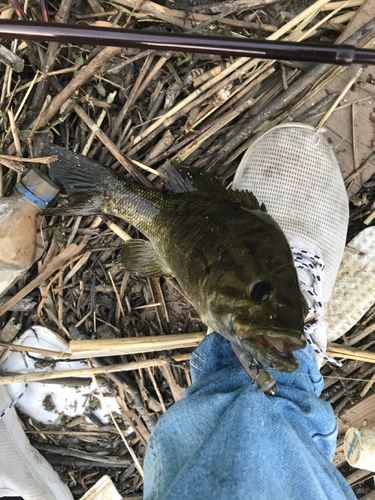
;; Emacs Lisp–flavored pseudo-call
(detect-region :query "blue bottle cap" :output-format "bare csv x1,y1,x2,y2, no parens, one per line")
16,169,59,210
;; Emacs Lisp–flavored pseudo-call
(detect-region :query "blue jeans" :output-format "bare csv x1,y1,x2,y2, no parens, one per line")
144,334,355,500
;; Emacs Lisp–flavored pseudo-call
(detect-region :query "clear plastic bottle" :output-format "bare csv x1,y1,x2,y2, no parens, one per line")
0,169,59,297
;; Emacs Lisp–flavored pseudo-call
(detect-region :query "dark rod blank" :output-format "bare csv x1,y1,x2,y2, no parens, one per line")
0,21,374,65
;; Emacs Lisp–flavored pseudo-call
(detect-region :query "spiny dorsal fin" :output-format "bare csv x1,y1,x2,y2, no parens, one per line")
121,239,173,278
226,189,267,212
160,164,228,197
160,164,267,212
160,163,195,194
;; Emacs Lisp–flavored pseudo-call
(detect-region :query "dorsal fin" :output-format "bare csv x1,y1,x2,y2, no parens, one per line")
160,164,266,212
226,189,267,212
160,164,228,196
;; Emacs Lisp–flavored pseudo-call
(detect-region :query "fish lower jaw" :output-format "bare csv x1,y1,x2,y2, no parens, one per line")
242,334,300,372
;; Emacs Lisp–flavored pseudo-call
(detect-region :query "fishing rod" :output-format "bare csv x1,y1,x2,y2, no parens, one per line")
0,20,375,66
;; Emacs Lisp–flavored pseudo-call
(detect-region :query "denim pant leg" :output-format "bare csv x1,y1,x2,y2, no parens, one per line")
143,334,355,500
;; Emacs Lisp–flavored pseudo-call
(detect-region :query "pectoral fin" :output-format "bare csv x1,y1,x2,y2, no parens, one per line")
121,239,173,278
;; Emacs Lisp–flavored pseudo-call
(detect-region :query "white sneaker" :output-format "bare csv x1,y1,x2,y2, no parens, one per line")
0,385,73,500
232,123,349,366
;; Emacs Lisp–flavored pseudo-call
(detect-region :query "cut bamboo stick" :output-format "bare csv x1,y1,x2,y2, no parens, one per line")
0,353,192,385
70,332,206,359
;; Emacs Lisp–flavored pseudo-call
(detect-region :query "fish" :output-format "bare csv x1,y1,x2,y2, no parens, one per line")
47,145,307,389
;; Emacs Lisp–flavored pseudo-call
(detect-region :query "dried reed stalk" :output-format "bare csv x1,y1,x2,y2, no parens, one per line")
70,332,206,359
0,353,192,385
326,343,375,363
0,154,58,163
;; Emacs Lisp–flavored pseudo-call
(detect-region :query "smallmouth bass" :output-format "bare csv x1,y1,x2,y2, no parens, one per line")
48,146,307,391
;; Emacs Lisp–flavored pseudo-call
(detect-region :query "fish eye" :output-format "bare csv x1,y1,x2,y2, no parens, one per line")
249,280,271,304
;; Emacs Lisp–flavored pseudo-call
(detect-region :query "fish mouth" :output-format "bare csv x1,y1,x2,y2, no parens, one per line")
236,325,305,345
235,327,305,372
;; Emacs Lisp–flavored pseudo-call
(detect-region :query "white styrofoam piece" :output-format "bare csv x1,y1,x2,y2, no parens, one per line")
326,227,375,342
79,475,122,500
0,326,123,425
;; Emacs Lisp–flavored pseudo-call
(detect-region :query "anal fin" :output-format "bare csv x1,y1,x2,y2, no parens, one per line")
121,239,173,278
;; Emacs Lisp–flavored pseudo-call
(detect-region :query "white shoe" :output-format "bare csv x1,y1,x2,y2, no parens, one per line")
232,123,349,366
0,385,73,500
326,226,375,341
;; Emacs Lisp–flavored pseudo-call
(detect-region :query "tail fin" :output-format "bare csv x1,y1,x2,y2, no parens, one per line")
45,144,114,216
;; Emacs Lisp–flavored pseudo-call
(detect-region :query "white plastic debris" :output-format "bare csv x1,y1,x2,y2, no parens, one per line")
0,385,74,500
0,326,123,425
79,475,122,500
326,227,375,341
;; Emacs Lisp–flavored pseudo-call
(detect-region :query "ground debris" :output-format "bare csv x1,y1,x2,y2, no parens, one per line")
0,0,375,497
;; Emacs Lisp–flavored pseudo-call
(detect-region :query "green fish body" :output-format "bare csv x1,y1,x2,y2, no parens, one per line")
48,146,306,380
